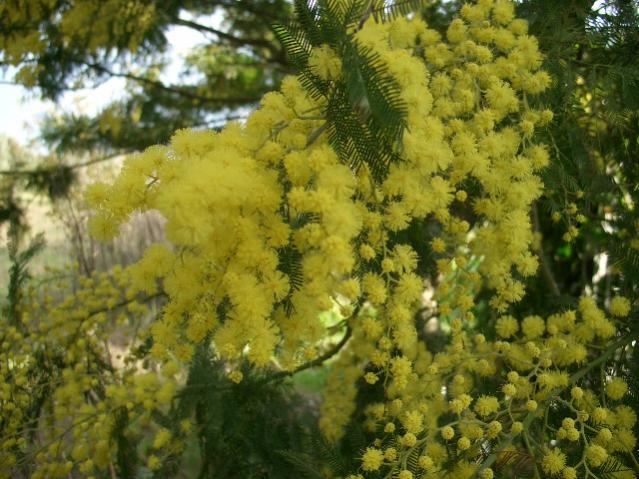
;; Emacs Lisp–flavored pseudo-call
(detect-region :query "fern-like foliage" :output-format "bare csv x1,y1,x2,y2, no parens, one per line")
277,424,369,478
132,344,320,479
5,233,45,327
371,0,429,21
111,408,139,477
274,0,427,180
597,456,635,479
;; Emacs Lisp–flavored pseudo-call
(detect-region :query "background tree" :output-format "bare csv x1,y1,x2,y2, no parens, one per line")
1,0,292,162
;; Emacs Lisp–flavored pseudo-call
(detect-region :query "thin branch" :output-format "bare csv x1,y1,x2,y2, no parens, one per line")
262,324,353,384
70,152,130,168
474,326,639,478
172,17,289,66
82,62,261,105
174,323,353,397
532,202,561,297
569,329,637,384
0,151,130,176
85,291,166,319
306,121,329,148
172,17,277,51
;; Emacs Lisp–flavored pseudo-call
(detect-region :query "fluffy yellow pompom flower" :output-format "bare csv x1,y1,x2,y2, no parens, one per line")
457,436,471,450
542,449,566,476
362,448,384,471
402,410,424,434
502,383,517,396
562,467,577,479
522,315,545,339
585,444,608,467
570,386,584,400
402,433,418,447
419,455,434,470
511,422,523,434
441,426,455,440
308,44,342,80
479,468,494,479
495,315,519,338
606,378,628,400
364,372,379,385
486,421,502,439
609,295,631,317
474,396,499,417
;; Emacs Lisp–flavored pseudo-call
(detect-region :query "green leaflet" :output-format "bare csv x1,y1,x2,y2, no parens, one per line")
274,0,428,181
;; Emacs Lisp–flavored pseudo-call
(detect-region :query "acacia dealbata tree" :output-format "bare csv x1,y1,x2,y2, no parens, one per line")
1,1,639,478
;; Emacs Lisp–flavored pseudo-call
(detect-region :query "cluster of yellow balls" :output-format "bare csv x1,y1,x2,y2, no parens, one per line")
1,0,636,478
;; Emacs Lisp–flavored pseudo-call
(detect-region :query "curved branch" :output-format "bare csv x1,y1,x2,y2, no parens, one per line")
263,324,353,384
82,62,261,105
0,151,131,176
532,202,561,297
172,17,278,51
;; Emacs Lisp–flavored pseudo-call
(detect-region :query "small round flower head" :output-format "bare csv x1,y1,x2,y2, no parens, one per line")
457,436,471,450
615,405,637,427
592,407,608,423
609,296,631,317
475,396,500,417
398,471,413,479
384,447,397,461
486,420,502,439
502,383,517,396
495,315,519,338
419,455,434,470
479,468,494,479
364,372,379,385
402,410,424,434
402,432,417,447
442,425,455,440
542,448,566,476
522,315,545,339
431,237,446,253
308,44,342,80
511,421,523,434
381,257,395,273
450,398,465,414
585,444,608,467
562,467,577,479
598,428,612,442
361,448,384,471
570,386,584,400
566,427,580,441
606,377,628,400
360,244,376,260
